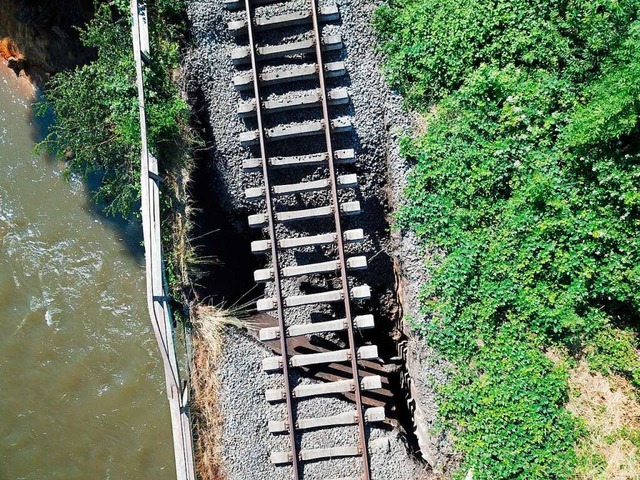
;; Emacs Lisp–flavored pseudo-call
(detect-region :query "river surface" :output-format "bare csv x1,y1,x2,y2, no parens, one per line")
0,65,174,479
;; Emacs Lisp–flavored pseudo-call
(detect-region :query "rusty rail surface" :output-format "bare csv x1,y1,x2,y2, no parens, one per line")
243,0,302,475
309,1,371,475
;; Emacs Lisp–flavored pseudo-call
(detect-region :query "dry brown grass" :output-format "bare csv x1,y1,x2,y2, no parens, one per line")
190,305,245,480
165,159,197,290
411,111,430,137
567,360,640,479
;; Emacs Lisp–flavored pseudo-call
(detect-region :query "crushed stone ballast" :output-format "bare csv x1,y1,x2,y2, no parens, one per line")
225,0,386,478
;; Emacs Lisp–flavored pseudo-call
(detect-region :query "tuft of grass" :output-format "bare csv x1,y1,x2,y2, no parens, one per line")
567,361,640,479
189,304,248,480
161,156,211,301
191,305,246,352
586,326,640,389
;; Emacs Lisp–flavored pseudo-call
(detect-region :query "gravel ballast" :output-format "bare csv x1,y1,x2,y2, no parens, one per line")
217,328,429,479
184,0,456,477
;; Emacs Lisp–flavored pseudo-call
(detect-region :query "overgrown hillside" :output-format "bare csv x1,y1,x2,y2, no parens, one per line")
375,1,640,478
40,0,189,218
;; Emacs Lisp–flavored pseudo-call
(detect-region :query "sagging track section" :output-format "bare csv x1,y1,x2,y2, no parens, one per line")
225,0,386,478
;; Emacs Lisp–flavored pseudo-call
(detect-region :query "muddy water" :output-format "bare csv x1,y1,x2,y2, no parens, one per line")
0,66,174,479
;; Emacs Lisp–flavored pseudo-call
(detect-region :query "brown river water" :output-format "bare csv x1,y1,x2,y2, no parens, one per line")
0,65,174,479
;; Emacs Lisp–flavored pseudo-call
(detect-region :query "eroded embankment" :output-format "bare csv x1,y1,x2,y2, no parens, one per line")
182,0,457,478
0,0,93,81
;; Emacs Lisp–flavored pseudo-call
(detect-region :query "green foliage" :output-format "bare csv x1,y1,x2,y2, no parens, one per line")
402,65,640,355
440,325,578,479
376,0,640,478
575,449,607,478
587,327,640,387
39,0,189,216
563,21,640,147
619,427,640,450
374,0,639,108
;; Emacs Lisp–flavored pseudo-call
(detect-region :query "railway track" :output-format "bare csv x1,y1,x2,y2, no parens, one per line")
224,0,385,478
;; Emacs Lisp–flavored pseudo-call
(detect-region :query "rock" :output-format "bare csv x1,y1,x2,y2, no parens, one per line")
7,56,26,75
370,437,391,454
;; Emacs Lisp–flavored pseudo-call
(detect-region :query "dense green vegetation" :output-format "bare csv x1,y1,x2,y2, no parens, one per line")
39,0,189,217
375,0,640,478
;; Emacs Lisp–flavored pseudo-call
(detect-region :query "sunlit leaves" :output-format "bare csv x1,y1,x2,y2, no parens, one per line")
39,0,188,216
375,0,640,478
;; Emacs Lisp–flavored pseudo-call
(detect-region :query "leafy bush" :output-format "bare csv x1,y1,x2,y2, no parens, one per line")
402,64,640,355
587,327,640,387
440,325,578,480
376,0,640,478
39,0,189,216
563,22,640,148
374,0,639,108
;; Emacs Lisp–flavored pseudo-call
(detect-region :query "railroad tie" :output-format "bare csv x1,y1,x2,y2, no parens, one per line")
259,314,375,341
266,376,383,404
230,1,384,478
250,228,364,254
233,61,346,91
253,255,367,282
237,87,349,118
228,6,340,36
247,201,361,228
244,172,357,200
242,149,355,171
232,35,343,65
239,117,353,146
268,406,385,433
256,285,371,312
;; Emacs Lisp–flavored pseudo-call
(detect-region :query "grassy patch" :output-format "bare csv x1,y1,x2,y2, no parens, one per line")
190,305,245,480
439,325,577,479
568,360,640,479
374,0,639,109
586,327,640,389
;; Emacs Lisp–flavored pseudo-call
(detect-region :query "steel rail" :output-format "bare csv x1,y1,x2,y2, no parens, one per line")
310,0,371,478
243,0,301,477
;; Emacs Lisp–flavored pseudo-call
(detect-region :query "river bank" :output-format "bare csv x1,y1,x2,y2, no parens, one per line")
0,0,94,82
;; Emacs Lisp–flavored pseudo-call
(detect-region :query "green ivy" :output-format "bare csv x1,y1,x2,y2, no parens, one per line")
563,21,640,148
440,325,578,480
587,326,640,387
374,0,639,108
375,0,640,478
